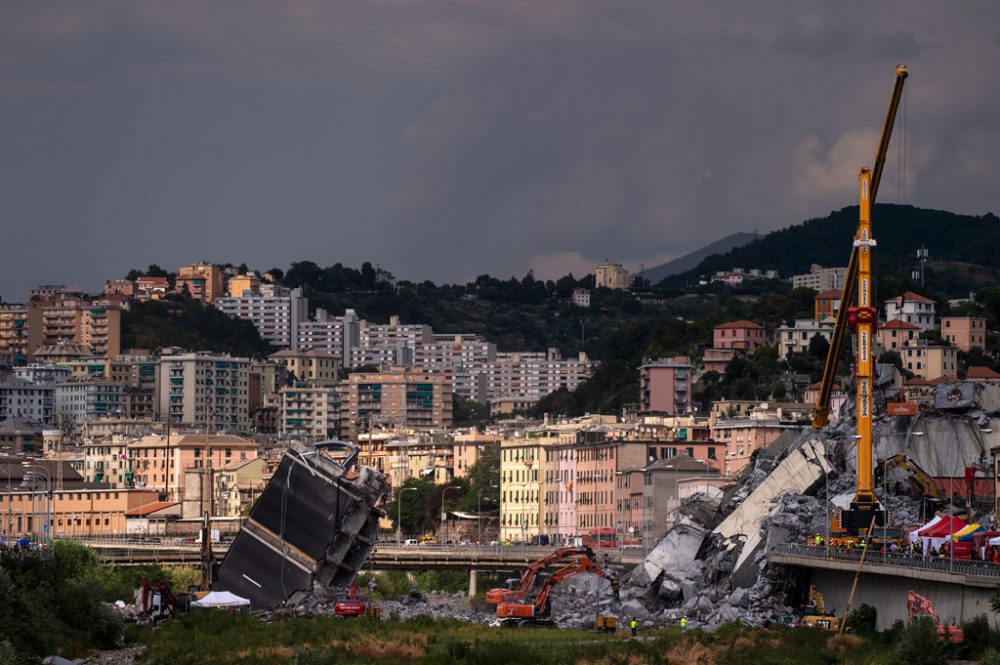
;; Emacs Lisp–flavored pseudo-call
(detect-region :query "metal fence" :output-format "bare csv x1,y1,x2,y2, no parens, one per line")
771,542,1000,579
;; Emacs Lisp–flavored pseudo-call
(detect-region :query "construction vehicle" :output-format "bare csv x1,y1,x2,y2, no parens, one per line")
875,454,941,498
485,546,601,604
800,586,840,631
136,578,177,623
496,552,619,627
333,582,372,617
811,66,909,533
595,614,618,633
907,591,964,642
812,64,908,433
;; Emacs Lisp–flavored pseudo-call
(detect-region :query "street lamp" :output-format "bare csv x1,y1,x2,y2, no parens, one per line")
478,484,498,545
21,463,52,546
396,486,417,542
441,485,460,544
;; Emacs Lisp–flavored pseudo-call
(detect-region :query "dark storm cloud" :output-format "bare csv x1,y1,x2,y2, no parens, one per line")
0,1,997,296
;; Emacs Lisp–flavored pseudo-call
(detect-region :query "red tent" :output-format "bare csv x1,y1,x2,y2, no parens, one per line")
919,516,967,538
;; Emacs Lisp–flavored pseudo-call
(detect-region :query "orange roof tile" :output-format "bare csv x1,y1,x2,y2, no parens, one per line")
815,289,842,298
888,291,934,303
714,320,764,330
126,501,179,517
967,366,1000,380
882,320,920,330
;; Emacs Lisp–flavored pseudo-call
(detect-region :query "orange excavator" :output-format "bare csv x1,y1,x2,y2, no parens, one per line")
485,546,601,605
907,591,964,642
495,551,619,627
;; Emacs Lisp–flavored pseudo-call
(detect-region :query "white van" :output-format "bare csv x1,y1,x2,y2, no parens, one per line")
403,538,418,546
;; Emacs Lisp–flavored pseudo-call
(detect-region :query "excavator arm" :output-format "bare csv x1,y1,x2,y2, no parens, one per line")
485,546,599,604
496,553,618,622
813,65,908,430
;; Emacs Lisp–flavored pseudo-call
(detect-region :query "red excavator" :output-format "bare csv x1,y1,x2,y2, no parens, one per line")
485,546,601,605
136,578,177,623
495,551,618,627
907,591,964,642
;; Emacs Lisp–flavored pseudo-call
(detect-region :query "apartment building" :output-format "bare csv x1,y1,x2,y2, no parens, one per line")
295,308,361,364
791,264,848,292
884,291,936,332
65,358,135,385
383,435,455,487
38,297,122,358
269,349,340,386
941,316,987,352
279,384,341,439
487,349,593,400
0,303,43,364
572,288,591,307
704,320,766,373
595,261,631,290
878,319,920,352
775,320,834,360
1,488,161,538
639,356,694,415
899,341,959,380
157,352,251,432
711,416,797,476
499,433,549,542
0,379,55,424
175,262,224,302
339,369,452,438
227,274,261,297
103,280,136,298
214,286,308,349
55,380,126,425
713,320,766,351
128,433,257,500
362,316,432,350
814,289,842,322
0,417,46,455
135,276,169,301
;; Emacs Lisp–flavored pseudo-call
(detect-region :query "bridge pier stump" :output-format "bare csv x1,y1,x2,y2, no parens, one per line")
468,569,477,598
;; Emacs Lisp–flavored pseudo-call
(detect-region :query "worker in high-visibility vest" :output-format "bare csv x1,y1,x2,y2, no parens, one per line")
680,616,688,633
814,534,822,546
630,618,637,638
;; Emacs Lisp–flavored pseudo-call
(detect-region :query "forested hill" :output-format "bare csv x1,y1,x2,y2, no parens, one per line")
664,204,1000,297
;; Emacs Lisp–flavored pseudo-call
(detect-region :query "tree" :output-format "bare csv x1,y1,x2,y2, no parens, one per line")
808,333,831,361
772,380,786,400
452,394,490,427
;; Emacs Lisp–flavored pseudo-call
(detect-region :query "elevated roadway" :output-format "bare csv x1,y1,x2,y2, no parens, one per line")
770,543,1000,628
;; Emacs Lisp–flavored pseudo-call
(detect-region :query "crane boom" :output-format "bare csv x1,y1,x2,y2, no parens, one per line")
812,65,908,430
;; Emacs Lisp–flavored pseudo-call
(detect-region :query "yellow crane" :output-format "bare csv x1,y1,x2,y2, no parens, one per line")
812,65,908,430
811,66,908,532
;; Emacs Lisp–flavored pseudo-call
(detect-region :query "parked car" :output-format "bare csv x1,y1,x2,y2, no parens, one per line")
403,539,418,546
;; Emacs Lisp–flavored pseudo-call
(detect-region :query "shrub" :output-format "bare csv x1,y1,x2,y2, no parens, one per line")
961,615,1000,660
845,604,878,638
896,616,949,665
980,647,1000,665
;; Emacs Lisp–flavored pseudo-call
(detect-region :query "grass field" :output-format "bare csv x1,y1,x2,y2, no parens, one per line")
135,613,913,665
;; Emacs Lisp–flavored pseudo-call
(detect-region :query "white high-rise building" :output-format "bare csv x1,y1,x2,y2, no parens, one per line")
214,286,308,349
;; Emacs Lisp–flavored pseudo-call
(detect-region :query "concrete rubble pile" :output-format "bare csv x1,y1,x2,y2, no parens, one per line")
622,379,1000,628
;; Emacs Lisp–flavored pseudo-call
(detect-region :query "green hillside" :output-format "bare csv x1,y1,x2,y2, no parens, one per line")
665,205,1000,297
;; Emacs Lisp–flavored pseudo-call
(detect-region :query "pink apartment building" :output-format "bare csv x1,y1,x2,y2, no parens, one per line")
639,356,693,415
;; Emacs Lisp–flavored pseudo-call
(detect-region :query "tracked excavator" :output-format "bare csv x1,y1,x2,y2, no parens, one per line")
812,65,908,534
485,546,602,605
495,551,619,627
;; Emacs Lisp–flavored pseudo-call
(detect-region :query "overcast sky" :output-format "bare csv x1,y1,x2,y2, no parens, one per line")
1,1,998,298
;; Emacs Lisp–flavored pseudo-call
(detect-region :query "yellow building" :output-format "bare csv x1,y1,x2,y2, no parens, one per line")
499,432,556,542
176,262,224,302
38,298,122,358
270,349,340,386
0,303,43,363
65,359,135,385
595,261,631,290
227,274,261,298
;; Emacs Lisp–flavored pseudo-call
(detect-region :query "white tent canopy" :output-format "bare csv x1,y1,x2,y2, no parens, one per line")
192,591,250,608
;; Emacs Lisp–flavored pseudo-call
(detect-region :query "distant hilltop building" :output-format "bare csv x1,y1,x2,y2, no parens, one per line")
595,261,631,290
571,287,591,307
791,264,848,292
